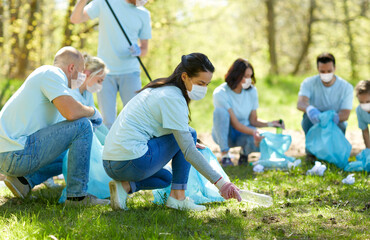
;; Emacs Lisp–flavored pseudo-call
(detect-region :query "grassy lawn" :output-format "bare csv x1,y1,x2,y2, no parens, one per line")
0,159,369,239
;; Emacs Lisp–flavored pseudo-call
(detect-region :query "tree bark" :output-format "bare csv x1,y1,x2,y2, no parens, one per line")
15,0,38,78
292,0,316,75
7,0,21,78
62,0,76,47
343,0,358,80
265,0,278,75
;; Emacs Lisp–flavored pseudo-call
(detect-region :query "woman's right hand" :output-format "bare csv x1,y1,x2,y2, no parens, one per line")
219,182,242,202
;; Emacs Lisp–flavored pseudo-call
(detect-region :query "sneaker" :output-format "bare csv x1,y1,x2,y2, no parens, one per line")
238,154,249,166
4,176,31,198
109,180,128,210
166,196,206,211
221,157,234,167
43,178,61,188
65,195,110,206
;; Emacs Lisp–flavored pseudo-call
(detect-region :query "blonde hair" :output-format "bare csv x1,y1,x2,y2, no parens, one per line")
83,53,109,79
355,80,370,96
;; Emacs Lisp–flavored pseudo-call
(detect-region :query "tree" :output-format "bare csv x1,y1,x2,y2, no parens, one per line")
343,0,358,80
265,0,279,75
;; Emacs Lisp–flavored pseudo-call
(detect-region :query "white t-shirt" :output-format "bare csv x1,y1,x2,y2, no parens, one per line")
213,82,258,126
86,0,152,74
103,86,189,160
298,75,353,112
0,66,71,153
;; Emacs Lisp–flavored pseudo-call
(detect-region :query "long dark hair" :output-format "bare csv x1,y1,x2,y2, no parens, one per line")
139,53,215,107
225,58,256,90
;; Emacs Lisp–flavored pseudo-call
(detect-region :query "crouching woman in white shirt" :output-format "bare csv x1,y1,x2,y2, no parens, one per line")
103,53,241,211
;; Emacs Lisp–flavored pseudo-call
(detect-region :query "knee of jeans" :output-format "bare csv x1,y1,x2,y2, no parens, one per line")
189,127,197,144
77,117,93,132
161,168,173,187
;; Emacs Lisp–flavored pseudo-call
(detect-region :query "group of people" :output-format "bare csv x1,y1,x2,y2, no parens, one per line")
0,0,368,213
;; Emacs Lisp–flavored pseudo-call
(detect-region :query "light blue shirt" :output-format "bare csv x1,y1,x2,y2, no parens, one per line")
356,105,370,130
298,75,353,112
103,86,189,160
213,83,259,126
86,0,151,74
0,66,71,153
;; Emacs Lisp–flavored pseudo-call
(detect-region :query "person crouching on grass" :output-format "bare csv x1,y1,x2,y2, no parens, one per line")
103,53,241,211
355,80,370,149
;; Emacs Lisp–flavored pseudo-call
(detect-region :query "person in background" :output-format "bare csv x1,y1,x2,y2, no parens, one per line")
0,47,107,205
103,53,242,211
71,0,152,129
212,58,284,167
355,80,370,149
297,53,353,162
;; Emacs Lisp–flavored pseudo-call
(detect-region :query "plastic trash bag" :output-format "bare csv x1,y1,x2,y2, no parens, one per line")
306,110,351,169
342,174,355,184
153,147,227,205
59,134,112,203
306,161,326,176
344,149,370,172
253,164,264,172
256,132,299,170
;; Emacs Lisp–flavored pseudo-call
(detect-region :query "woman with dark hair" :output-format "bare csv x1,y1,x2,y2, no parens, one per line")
212,58,284,167
103,53,241,211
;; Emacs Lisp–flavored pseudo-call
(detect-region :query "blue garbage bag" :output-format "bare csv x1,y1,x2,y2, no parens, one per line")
153,147,227,204
256,132,297,169
59,134,112,203
344,149,370,172
306,110,351,169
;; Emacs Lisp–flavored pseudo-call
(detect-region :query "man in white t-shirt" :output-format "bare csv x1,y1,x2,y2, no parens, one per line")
71,0,152,129
297,53,353,161
0,47,107,205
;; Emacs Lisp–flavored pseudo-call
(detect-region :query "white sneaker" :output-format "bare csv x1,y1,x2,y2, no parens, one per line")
109,180,128,210
43,178,61,188
166,196,206,211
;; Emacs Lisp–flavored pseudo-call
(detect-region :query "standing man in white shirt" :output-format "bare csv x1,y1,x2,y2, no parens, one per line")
297,53,353,161
0,47,107,205
71,0,152,129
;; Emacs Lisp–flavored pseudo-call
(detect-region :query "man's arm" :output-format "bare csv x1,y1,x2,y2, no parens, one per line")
362,128,370,148
53,95,94,121
70,0,90,24
297,96,310,112
338,109,351,122
139,39,149,57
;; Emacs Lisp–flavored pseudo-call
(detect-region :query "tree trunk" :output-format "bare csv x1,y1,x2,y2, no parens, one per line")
0,1,4,49
343,0,358,80
62,0,76,47
265,0,278,75
292,0,316,75
7,0,21,78
15,0,38,79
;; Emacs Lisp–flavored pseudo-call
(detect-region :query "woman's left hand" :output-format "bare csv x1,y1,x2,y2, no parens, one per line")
253,130,264,147
270,120,285,129
196,142,206,149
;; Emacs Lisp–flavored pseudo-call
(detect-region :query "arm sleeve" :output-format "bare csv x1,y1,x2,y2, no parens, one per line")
85,0,100,19
340,84,354,110
40,73,70,102
139,11,152,39
172,129,223,184
213,90,231,110
357,106,368,130
298,78,311,98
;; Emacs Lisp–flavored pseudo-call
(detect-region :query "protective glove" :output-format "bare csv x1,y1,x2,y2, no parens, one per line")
89,107,103,127
128,43,141,57
219,182,242,202
333,113,339,124
306,105,321,124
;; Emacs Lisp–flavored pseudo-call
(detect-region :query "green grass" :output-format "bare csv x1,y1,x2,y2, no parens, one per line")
1,159,369,239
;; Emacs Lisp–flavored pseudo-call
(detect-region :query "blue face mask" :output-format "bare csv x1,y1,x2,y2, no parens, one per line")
187,84,207,100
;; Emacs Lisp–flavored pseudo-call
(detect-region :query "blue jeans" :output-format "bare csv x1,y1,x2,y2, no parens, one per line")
301,113,347,155
103,128,197,193
0,118,93,197
212,107,259,155
97,72,141,129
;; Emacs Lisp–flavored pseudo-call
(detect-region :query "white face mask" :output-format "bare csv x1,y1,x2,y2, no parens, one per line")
71,72,86,89
136,0,148,7
87,83,103,93
187,84,207,100
360,103,370,112
320,73,334,83
242,78,252,89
